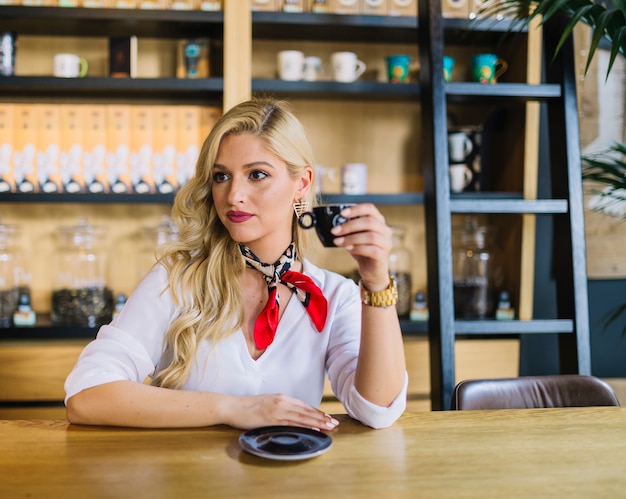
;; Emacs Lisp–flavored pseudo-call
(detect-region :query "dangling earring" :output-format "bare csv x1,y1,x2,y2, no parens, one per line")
293,198,310,217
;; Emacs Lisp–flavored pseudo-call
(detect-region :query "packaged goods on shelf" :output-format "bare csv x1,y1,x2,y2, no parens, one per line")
12,105,38,193
251,0,279,11
82,105,108,194
152,106,178,194
176,106,201,188
111,0,139,8
36,105,62,193
0,103,14,193
138,0,170,8
200,106,221,142
170,0,194,9
282,0,304,12
1,103,221,196
130,106,154,194
330,0,359,14
362,0,387,16
388,0,416,16
109,36,138,79
310,0,330,12
82,0,107,7
176,38,210,79
106,105,132,193
59,105,84,193
442,0,469,18
198,0,221,10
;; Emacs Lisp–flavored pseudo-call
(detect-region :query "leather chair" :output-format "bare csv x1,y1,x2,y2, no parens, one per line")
450,375,620,410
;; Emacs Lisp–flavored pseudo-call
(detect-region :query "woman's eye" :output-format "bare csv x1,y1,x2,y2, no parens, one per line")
250,170,268,181
212,172,229,183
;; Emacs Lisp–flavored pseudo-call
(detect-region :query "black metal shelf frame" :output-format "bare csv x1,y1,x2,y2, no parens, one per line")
419,0,591,410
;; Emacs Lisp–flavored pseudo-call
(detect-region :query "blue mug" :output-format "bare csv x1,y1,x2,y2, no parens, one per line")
386,54,411,83
470,53,508,84
443,56,455,82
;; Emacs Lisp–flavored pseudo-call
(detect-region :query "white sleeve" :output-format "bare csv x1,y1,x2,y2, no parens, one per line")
64,265,176,403
325,278,408,429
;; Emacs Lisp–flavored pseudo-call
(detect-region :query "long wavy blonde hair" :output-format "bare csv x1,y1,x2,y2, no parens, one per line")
152,98,317,389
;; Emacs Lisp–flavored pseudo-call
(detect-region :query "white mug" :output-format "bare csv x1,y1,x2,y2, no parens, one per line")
277,50,304,81
341,163,368,194
53,53,88,78
303,55,323,82
448,132,473,163
449,164,473,193
331,51,366,83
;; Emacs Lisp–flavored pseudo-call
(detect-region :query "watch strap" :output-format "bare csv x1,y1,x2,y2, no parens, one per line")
359,275,398,307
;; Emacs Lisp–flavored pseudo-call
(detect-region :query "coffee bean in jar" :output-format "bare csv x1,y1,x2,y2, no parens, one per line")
51,287,114,328
52,218,113,327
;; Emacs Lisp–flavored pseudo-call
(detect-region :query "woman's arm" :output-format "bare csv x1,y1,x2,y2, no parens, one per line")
66,380,339,430
330,203,407,407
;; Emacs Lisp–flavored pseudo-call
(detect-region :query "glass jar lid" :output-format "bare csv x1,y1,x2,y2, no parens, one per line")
56,217,107,249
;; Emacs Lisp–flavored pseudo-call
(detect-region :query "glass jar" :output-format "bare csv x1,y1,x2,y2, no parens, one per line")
0,221,20,327
389,225,413,318
51,218,113,327
138,215,178,282
452,216,503,319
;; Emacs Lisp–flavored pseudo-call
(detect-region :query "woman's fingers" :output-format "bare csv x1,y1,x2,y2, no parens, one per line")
230,394,339,431
330,204,392,282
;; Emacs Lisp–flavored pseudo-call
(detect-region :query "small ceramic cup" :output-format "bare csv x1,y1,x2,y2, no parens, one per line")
449,164,473,193
298,204,355,247
470,53,508,84
277,50,304,81
386,54,411,83
331,51,366,83
443,56,455,82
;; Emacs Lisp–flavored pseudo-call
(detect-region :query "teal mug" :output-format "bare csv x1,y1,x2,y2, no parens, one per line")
443,56,455,82
470,53,508,84
386,54,411,83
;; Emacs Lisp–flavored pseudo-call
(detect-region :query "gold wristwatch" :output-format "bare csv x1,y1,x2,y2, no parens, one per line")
359,275,398,307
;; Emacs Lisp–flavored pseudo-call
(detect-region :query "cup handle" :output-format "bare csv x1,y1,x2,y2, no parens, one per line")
495,59,508,79
464,166,473,187
79,57,89,78
298,212,315,229
355,60,366,80
464,136,473,156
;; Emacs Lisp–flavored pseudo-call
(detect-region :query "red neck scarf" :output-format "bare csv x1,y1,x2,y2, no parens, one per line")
239,243,328,350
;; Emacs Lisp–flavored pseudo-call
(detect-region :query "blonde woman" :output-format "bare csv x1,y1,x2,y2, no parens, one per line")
65,98,407,430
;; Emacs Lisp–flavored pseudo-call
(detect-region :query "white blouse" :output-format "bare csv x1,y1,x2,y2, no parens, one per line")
64,260,408,429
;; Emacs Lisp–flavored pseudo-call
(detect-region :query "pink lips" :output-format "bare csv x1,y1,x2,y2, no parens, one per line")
227,210,253,223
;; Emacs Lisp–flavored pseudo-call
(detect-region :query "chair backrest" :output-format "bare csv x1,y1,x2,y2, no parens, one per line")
450,375,620,410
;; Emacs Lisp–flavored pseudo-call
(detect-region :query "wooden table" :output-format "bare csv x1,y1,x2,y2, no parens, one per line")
2,407,626,498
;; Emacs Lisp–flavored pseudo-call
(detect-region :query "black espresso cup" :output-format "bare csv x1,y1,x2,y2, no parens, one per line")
298,204,355,247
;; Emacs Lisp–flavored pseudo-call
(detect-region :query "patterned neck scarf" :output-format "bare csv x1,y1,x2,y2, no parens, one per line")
239,243,328,350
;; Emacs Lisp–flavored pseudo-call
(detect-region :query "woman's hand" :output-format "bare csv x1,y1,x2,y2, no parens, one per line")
330,203,392,291
223,393,339,431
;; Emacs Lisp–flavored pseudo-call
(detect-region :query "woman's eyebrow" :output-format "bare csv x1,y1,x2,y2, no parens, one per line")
212,161,276,170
